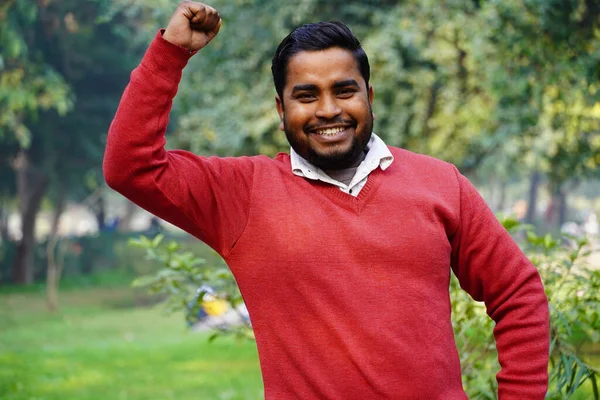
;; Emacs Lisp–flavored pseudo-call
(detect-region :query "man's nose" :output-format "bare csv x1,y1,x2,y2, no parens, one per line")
315,95,342,119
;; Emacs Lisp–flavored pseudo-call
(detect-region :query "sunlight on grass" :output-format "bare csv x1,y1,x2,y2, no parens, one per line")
0,286,263,400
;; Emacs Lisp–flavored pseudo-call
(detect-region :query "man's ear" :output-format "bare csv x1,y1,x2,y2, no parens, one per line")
368,84,375,121
275,95,285,131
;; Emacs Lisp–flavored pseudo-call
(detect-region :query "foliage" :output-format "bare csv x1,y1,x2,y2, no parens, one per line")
530,232,600,399
1,0,598,282
110,0,397,157
25,0,145,199
133,218,600,398
1,0,150,284
110,0,599,182
0,0,73,149
454,216,600,399
130,235,253,342
369,0,599,179
0,232,148,285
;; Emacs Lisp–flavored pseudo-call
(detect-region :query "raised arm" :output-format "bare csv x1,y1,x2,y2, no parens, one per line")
449,168,549,399
103,2,253,256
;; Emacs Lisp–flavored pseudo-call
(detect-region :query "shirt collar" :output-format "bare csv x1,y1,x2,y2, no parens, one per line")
290,133,394,179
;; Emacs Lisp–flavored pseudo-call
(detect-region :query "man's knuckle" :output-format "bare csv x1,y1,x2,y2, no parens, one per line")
178,1,201,8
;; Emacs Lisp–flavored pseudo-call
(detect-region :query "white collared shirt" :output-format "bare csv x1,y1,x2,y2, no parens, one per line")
290,133,394,197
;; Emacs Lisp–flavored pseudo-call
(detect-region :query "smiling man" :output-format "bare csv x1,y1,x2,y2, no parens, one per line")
104,2,549,399
276,46,374,172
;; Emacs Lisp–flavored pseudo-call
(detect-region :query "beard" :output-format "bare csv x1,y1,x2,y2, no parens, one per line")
304,133,369,170
284,110,374,171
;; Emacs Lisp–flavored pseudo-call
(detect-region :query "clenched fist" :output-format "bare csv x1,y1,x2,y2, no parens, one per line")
163,2,221,51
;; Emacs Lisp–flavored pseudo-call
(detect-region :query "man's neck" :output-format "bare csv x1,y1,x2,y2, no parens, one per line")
323,151,367,186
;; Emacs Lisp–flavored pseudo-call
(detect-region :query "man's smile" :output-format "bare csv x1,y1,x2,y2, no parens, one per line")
315,126,345,136
307,126,354,144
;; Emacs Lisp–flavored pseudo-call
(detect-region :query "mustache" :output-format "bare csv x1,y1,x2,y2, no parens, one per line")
304,118,355,132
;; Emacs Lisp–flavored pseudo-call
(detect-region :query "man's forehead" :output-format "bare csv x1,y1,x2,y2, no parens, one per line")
288,47,357,65
285,47,361,80
281,49,366,97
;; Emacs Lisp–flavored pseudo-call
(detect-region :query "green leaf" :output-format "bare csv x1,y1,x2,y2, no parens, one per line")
501,216,520,231
151,234,164,248
577,237,590,248
543,233,556,250
569,250,579,262
526,230,539,244
167,241,180,252
128,236,152,248
131,276,156,288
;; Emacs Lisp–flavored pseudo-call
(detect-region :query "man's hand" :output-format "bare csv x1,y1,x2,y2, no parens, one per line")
163,2,221,52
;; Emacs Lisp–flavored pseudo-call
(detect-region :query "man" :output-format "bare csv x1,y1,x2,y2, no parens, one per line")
104,2,549,398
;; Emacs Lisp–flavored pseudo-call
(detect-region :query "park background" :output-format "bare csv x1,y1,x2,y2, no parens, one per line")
1,0,599,399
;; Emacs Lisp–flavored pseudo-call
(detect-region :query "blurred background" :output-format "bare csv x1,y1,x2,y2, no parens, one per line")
0,0,599,399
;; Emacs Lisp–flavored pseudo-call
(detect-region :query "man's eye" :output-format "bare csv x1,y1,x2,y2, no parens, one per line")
337,89,355,97
297,93,316,101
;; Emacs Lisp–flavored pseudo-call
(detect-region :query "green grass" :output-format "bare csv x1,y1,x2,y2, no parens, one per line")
0,285,263,400
1,274,598,399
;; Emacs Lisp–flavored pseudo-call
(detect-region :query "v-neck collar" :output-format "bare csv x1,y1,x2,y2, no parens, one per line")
310,167,385,214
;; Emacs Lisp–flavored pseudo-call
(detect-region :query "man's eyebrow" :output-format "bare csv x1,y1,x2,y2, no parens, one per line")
291,80,361,95
332,79,360,89
291,84,318,94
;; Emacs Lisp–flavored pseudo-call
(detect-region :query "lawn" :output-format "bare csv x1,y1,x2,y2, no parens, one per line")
0,284,263,400
1,276,598,399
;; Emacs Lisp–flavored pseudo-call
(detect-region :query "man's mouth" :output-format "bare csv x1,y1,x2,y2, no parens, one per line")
315,126,346,136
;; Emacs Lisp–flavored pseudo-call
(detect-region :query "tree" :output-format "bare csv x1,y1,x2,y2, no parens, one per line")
108,0,598,198
484,0,600,229
1,0,145,286
32,0,145,303
0,0,73,284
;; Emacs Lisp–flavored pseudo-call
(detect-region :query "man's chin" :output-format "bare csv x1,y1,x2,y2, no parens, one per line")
308,148,361,170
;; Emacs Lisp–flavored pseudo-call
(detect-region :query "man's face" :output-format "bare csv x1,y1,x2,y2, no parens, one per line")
276,47,374,170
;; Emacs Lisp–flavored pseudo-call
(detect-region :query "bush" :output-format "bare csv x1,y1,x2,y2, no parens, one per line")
130,235,252,341
0,231,159,286
454,217,600,398
132,218,600,398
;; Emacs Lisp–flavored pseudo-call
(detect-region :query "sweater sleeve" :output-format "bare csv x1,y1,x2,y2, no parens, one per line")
103,30,253,256
449,168,549,399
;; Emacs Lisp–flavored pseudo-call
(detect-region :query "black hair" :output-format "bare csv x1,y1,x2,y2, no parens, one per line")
271,21,370,100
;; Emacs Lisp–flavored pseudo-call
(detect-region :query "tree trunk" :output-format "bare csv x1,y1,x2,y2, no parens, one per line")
496,179,506,213
95,194,106,231
525,171,541,224
557,190,567,230
12,150,49,285
488,179,495,211
118,199,138,232
421,81,441,139
46,182,67,311
547,184,568,231
0,204,10,242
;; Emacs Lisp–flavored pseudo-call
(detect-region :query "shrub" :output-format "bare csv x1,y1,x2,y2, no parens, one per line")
132,217,599,398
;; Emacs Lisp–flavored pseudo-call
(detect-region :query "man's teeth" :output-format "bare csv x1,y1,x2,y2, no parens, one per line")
316,127,345,136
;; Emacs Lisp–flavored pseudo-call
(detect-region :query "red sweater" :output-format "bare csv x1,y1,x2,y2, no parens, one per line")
104,32,549,399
